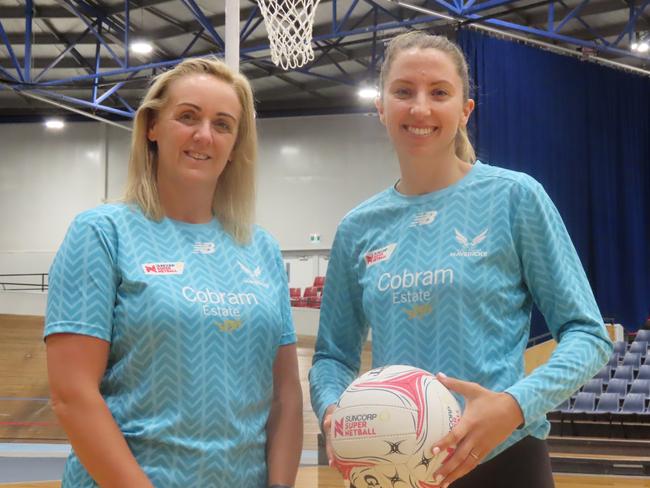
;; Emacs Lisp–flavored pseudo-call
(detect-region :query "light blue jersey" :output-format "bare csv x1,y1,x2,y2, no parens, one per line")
45,203,296,487
310,161,611,460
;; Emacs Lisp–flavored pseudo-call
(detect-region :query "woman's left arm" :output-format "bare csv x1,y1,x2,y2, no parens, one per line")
431,178,613,487
266,343,303,487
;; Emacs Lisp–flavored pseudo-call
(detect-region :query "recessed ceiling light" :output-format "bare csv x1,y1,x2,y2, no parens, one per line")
130,41,153,54
44,119,65,130
358,87,379,99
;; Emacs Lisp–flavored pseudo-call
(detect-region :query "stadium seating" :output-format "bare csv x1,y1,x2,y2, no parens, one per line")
629,379,650,398
612,341,627,356
630,340,648,358
595,393,620,413
613,365,634,384
635,329,650,343
638,365,650,380
605,378,628,398
290,288,301,307
581,378,604,395
571,392,596,413
621,393,646,414
622,352,642,369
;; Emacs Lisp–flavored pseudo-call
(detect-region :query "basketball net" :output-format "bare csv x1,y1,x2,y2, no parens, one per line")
257,0,321,70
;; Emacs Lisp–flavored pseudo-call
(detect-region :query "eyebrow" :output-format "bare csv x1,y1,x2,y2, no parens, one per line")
391,79,453,86
175,102,237,121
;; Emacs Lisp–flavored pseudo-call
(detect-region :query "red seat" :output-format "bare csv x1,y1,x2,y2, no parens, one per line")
308,295,322,309
289,288,302,307
303,286,317,297
303,287,318,307
313,276,325,288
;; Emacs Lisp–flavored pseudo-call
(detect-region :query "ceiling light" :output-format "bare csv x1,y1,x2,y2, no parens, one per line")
631,42,639,51
358,87,379,99
281,145,299,155
44,119,65,130
130,41,153,54
638,41,649,53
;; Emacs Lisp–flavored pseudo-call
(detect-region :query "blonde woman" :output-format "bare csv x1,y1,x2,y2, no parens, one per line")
45,58,302,488
310,31,611,488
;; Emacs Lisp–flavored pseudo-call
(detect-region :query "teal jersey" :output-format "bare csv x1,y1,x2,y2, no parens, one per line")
45,203,296,487
310,161,611,460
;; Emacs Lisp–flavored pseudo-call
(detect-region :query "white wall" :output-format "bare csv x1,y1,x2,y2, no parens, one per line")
106,124,132,201
0,122,106,252
0,114,399,274
257,114,399,250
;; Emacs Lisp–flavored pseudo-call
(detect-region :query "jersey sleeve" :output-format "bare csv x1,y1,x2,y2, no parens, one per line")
309,219,370,424
44,210,120,342
274,243,297,347
504,179,613,425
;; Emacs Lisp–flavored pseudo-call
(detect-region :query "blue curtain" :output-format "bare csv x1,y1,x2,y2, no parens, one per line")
457,29,650,335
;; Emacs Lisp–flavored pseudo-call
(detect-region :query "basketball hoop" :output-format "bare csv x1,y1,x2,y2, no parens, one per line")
257,0,321,70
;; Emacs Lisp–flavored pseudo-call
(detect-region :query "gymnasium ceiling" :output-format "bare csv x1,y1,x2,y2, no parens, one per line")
0,0,648,122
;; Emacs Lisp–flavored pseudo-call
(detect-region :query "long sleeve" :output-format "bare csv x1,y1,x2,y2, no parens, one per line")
309,220,370,424
505,179,613,425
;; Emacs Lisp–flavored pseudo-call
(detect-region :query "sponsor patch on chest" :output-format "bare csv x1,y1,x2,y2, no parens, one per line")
142,262,185,275
364,243,397,267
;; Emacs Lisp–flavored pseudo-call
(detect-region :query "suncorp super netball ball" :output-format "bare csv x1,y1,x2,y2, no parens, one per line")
330,365,461,488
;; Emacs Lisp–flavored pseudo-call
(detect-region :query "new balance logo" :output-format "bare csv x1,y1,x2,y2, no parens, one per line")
409,209,438,227
193,242,216,254
450,229,488,257
238,261,269,288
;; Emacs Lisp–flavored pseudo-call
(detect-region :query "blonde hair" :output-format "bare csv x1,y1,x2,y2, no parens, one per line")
379,31,476,163
124,57,257,244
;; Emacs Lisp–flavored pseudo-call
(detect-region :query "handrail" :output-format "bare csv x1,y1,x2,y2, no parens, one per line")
0,273,48,292
528,331,553,347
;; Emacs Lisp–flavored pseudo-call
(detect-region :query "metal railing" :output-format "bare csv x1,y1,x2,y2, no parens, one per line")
0,273,48,292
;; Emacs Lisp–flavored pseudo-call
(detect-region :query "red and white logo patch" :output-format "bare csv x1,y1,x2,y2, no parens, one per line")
142,262,185,275
364,243,397,267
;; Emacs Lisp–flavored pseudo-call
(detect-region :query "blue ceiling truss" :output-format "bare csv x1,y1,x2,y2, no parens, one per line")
0,0,648,121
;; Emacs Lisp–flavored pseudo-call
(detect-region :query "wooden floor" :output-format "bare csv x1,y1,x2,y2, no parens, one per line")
3,471,650,488
1,314,649,488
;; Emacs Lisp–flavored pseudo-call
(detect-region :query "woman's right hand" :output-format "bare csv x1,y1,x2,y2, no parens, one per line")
322,404,337,469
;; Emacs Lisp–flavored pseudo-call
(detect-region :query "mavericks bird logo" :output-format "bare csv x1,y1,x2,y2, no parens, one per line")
238,261,269,288
450,229,489,257
454,228,488,248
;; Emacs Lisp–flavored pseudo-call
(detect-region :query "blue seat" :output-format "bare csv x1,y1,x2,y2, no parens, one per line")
621,393,646,413
593,366,611,383
571,392,596,413
613,365,634,383
606,378,628,398
606,353,620,368
635,329,650,343
638,365,650,380
596,393,620,413
612,341,627,356
630,341,648,358
630,379,650,398
581,378,604,395
622,352,642,369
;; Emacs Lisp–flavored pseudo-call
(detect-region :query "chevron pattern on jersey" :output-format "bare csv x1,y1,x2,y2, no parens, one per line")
46,204,295,487
310,161,612,462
